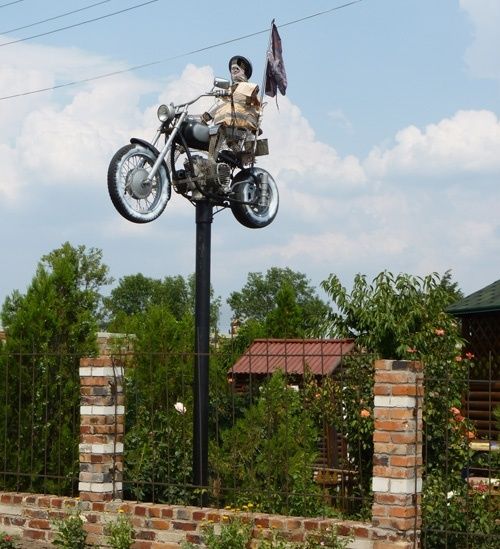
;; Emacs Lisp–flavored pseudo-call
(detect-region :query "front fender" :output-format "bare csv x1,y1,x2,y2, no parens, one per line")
130,138,170,179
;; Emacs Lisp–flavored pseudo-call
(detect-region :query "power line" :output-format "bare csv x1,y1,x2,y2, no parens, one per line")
0,0,159,47
0,0,364,101
0,0,24,8
0,1,112,35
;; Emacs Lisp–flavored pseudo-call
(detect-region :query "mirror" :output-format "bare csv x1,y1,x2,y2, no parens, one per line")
213,77,231,90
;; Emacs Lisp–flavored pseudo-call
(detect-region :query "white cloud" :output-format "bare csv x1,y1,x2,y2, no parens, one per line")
0,144,24,204
328,109,353,133
365,110,500,180
460,0,500,80
260,98,367,192
16,74,152,186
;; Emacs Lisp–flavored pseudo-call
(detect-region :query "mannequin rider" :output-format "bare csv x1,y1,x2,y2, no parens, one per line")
204,55,261,134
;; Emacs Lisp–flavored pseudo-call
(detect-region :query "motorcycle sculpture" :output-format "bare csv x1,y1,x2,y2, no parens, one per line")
107,73,279,228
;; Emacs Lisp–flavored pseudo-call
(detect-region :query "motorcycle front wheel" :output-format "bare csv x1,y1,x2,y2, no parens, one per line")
107,143,171,223
230,167,279,229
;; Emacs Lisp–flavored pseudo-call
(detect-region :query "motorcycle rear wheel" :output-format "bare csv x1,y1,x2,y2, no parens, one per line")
230,167,279,229
108,143,170,223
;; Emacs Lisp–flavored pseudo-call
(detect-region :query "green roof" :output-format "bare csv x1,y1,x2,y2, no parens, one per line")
447,279,500,315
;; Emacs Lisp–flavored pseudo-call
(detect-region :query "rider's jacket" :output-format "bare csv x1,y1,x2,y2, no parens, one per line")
211,82,261,132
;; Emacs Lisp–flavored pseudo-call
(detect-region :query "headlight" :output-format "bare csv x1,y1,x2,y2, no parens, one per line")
157,103,175,122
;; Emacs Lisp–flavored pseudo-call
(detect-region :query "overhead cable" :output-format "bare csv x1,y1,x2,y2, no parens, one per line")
0,1,112,35
0,0,24,8
0,0,363,101
0,0,159,47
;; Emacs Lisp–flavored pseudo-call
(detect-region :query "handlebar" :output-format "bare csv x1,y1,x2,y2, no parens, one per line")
175,89,230,109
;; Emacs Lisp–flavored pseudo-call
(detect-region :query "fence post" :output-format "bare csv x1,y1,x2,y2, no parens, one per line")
372,359,423,548
79,356,124,501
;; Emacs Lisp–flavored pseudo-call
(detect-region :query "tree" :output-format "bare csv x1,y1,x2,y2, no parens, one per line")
211,370,324,516
227,267,330,336
321,271,489,533
265,282,304,338
0,242,112,494
120,305,194,504
321,270,462,359
104,273,220,333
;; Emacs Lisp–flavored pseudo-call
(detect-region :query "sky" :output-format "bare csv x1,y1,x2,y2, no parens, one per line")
1,0,499,331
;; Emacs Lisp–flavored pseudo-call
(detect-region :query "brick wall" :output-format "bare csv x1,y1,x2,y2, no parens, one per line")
0,492,414,548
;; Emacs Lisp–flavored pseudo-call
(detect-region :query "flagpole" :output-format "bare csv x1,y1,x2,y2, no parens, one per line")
251,18,275,167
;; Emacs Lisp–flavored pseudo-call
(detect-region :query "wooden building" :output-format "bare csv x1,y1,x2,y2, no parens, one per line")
447,280,500,439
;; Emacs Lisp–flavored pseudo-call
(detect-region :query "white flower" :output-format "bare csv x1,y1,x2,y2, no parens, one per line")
174,402,186,414
446,491,454,500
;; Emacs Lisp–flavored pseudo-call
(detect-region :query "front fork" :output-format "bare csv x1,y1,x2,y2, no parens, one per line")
144,110,188,185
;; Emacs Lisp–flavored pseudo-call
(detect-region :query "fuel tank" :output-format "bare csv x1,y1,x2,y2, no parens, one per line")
179,116,210,151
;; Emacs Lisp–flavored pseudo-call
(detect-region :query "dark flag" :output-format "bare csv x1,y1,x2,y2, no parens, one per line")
265,21,287,97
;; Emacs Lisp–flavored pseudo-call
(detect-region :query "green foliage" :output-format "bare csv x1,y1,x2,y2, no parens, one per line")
211,371,325,516
105,512,134,549
321,270,462,359
195,516,253,549
53,509,88,549
0,242,111,494
422,472,500,548
104,273,193,325
183,520,351,549
0,532,17,549
124,406,192,503
320,271,468,474
228,267,331,336
321,270,498,535
119,306,194,504
104,273,220,334
265,282,305,338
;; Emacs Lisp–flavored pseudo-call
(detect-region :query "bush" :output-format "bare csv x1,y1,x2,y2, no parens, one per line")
0,532,17,549
105,512,134,549
422,472,500,548
211,371,325,516
53,508,88,549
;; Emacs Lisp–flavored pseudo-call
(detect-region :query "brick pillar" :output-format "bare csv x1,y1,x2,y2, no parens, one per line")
79,357,124,501
372,359,423,548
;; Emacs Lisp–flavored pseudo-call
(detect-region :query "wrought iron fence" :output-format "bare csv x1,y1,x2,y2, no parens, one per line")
421,350,500,548
0,349,80,496
118,339,373,519
1,336,499,546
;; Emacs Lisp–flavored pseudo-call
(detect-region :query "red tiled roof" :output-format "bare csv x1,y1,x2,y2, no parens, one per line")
230,339,355,376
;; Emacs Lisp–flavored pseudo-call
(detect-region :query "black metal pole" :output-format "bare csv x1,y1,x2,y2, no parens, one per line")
193,199,212,502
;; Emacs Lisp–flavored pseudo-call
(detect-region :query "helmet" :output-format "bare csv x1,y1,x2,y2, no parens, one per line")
228,55,253,80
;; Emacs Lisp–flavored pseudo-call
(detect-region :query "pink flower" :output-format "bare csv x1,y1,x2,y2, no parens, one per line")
466,430,475,440
465,352,474,360
455,355,463,362
406,347,417,354
474,482,488,493
455,414,464,422
360,409,370,418
450,406,461,416
434,328,445,336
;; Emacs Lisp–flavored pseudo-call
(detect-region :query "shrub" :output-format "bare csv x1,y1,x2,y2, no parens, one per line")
105,511,134,549
211,371,325,516
53,508,87,549
0,531,17,549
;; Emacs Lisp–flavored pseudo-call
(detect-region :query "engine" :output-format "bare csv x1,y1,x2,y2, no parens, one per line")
174,155,231,197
